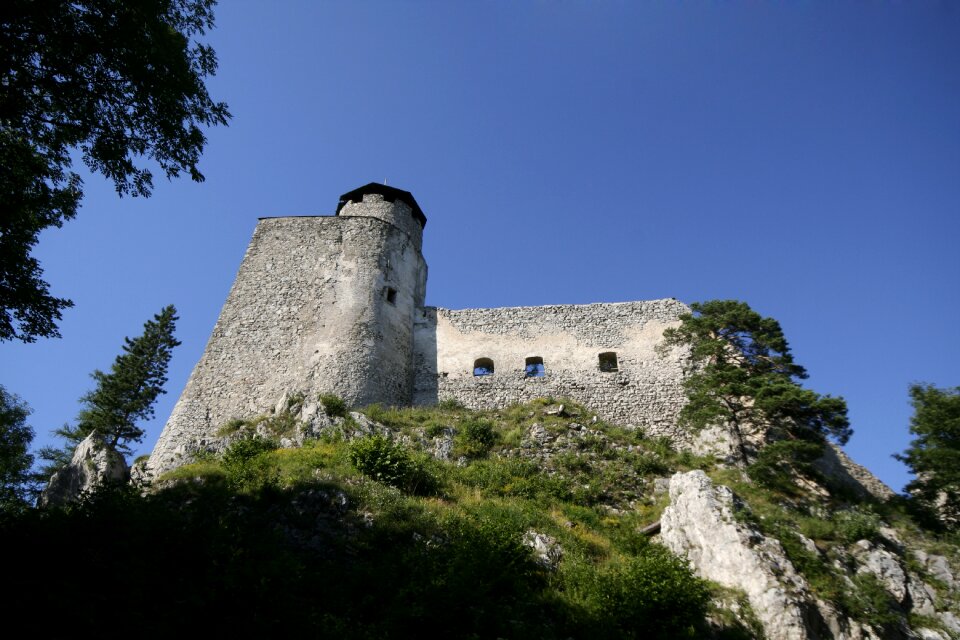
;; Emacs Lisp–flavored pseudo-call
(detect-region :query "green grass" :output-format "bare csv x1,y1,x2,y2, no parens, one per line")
135,397,957,638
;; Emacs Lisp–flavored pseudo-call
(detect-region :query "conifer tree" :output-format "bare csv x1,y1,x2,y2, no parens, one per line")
660,300,850,474
0,385,35,513
896,384,960,527
40,306,180,471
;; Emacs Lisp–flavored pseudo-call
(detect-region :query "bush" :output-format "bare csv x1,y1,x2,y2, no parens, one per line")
455,418,497,458
834,508,881,544
348,435,439,494
349,434,409,485
319,393,347,418
633,452,670,477
577,543,710,638
221,437,279,492
438,398,464,411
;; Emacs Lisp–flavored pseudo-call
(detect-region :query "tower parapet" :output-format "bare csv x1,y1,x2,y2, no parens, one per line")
336,183,426,250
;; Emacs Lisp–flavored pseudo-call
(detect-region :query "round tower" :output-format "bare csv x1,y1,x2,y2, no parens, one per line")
320,183,429,406
148,183,428,474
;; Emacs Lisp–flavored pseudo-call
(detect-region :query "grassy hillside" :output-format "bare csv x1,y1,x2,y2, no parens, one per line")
4,397,957,638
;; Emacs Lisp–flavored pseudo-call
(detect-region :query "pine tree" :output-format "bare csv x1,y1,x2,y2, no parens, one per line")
41,305,180,471
0,385,35,513
896,384,960,527
659,300,850,476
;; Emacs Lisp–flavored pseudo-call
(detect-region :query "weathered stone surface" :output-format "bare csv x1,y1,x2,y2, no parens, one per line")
523,530,563,570
815,444,895,502
415,299,690,443
914,550,958,591
660,470,819,640
149,191,428,476
854,540,910,604
39,433,129,507
149,185,693,477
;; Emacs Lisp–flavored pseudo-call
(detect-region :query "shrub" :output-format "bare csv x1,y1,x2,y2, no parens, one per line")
578,543,710,638
455,418,497,459
221,437,279,492
319,393,347,418
633,452,670,477
851,573,902,628
834,508,881,544
425,423,449,438
349,435,438,494
438,398,464,411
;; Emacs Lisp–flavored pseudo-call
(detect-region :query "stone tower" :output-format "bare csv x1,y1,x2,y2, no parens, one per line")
148,183,427,474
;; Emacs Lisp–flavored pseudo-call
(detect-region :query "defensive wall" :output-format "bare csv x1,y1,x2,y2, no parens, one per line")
414,300,689,437
148,184,689,474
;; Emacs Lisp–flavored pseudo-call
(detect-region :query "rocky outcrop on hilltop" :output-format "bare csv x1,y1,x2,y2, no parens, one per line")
39,433,129,507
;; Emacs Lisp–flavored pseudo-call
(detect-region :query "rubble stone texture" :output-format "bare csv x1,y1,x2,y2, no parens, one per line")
146,181,895,506
148,184,691,475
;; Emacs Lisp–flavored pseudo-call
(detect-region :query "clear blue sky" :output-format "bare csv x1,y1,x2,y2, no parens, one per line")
3,2,958,492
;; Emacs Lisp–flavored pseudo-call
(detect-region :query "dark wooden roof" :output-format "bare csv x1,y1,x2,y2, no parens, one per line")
336,183,427,228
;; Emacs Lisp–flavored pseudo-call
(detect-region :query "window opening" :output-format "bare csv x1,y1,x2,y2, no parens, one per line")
599,352,619,372
385,287,397,304
473,357,494,377
525,356,545,378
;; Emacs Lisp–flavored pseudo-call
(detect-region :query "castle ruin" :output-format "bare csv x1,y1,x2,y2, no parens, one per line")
148,184,689,474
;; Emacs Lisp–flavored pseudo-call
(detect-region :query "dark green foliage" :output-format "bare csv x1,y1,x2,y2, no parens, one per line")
456,457,572,502
221,437,279,492
349,435,412,487
747,439,825,492
850,573,903,629
0,0,230,342
40,306,179,473
632,452,671,477
348,435,438,495
660,300,850,466
573,543,711,638
454,418,497,458
896,383,960,527
0,386,35,513
0,397,722,637
438,398,465,411
319,393,347,418
834,508,881,544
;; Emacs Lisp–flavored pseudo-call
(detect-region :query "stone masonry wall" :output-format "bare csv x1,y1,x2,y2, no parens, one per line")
148,214,426,475
413,299,691,441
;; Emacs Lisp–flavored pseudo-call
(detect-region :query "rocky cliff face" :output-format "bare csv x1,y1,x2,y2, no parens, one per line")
661,470,960,640
39,433,129,507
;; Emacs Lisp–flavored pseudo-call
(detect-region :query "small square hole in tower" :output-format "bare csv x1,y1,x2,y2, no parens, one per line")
385,287,397,305
599,352,618,372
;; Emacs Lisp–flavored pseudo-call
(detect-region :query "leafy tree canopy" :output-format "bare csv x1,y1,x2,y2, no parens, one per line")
40,305,180,473
0,0,229,342
0,385,35,513
660,300,850,467
896,384,960,526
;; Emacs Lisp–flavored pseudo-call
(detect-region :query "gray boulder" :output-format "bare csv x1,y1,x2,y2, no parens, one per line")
39,433,129,507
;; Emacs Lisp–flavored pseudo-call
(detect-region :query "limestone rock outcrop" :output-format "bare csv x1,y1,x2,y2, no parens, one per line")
661,470,824,640
659,470,960,639
39,433,129,507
